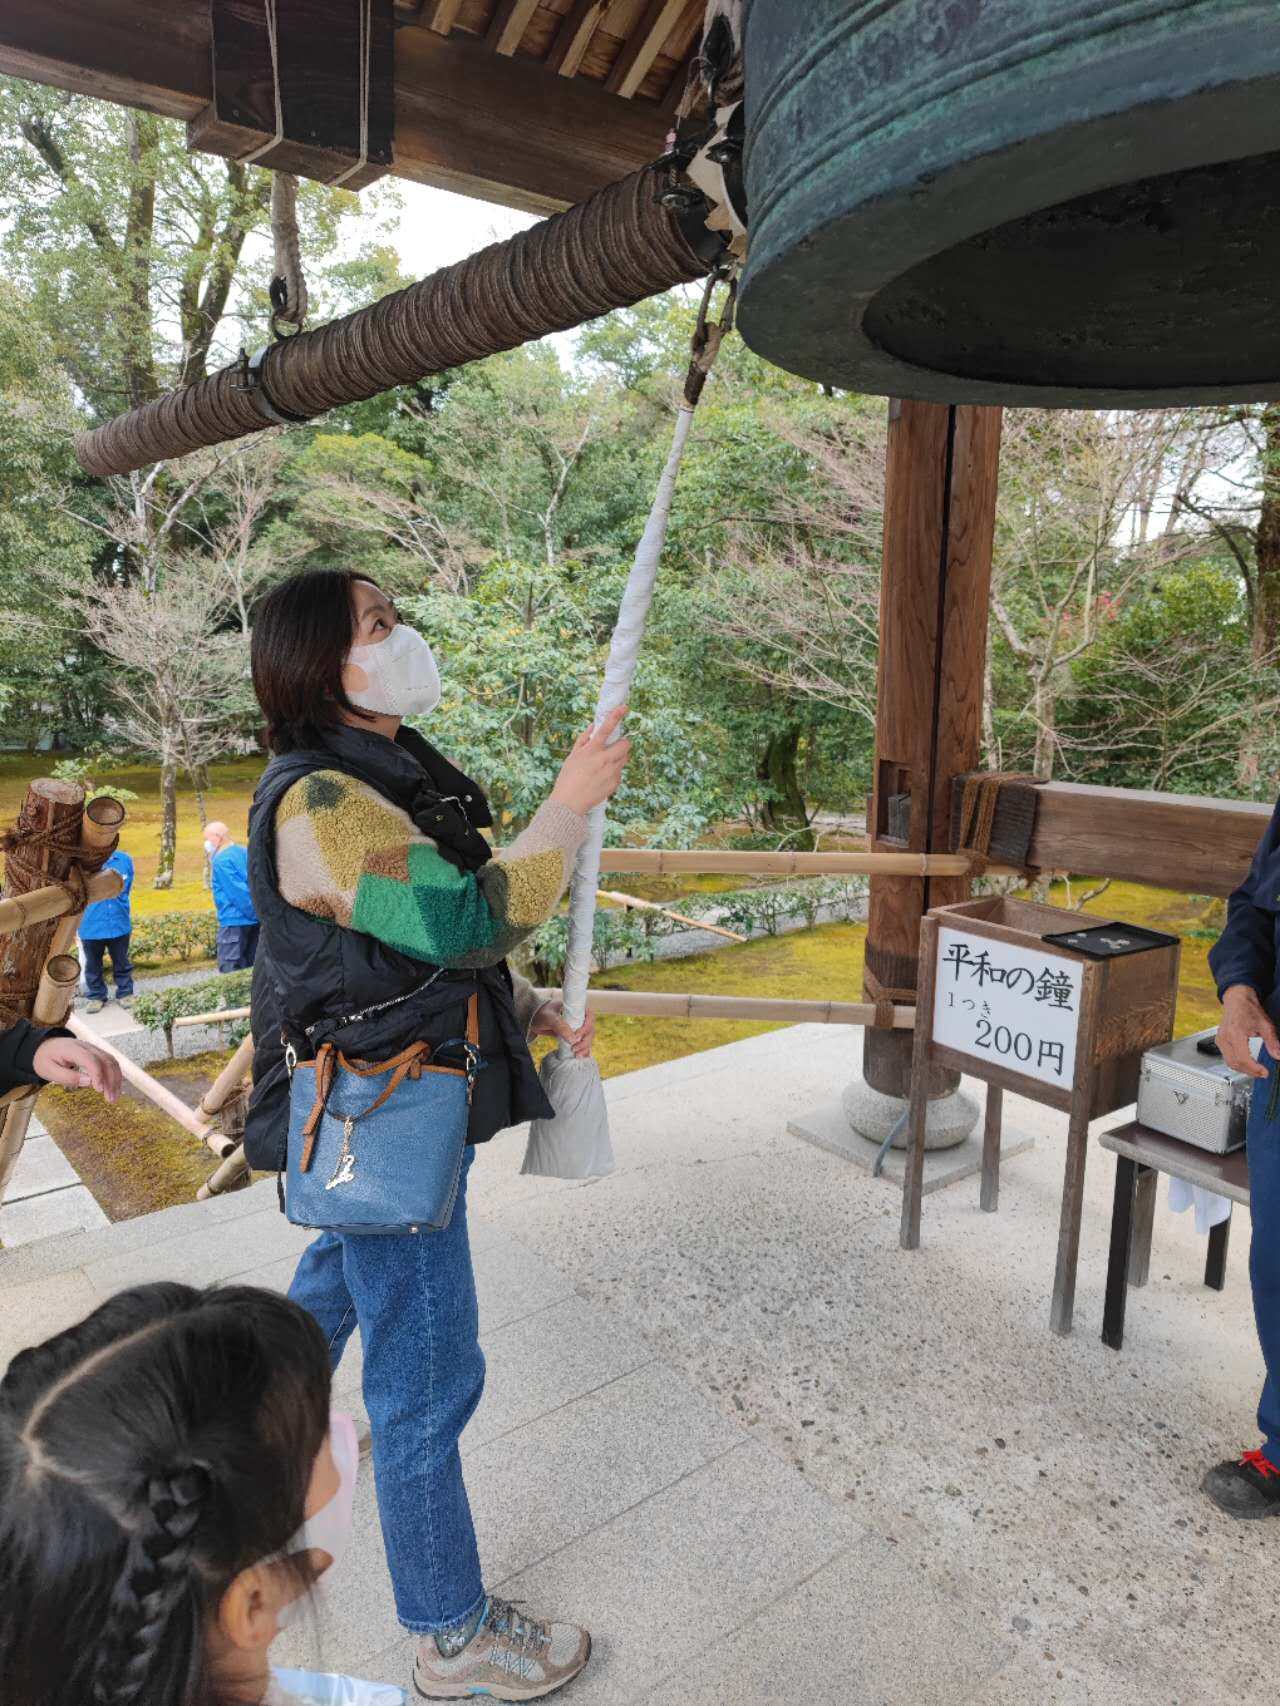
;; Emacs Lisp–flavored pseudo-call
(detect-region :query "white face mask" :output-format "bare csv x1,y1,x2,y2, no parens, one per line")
346,623,442,718
203,840,217,856
276,1409,359,1626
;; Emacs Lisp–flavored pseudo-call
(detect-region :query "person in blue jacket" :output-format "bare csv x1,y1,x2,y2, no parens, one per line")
77,847,134,1013
204,820,260,973
1206,796,1280,1519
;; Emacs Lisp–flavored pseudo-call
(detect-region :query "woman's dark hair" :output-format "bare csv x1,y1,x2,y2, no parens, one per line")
0,1281,332,1706
251,569,378,753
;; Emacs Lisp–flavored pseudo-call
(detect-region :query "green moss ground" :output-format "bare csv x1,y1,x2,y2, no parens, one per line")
35,1050,232,1221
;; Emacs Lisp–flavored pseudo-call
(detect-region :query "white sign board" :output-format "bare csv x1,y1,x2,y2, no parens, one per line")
932,926,1083,1088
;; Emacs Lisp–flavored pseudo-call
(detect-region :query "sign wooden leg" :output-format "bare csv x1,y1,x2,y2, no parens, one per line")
1050,1091,1093,1335
980,1086,1003,1212
899,916,939,1251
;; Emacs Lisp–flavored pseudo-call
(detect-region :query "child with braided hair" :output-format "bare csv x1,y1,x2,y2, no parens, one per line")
0,1281,400,1706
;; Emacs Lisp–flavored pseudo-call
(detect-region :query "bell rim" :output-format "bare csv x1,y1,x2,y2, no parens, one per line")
739,6,1280,406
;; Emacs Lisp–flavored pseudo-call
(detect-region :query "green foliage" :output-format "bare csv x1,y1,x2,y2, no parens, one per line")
402,558,733,842
1063,564,1275,795
49,751,140,803
134,969,252,1055
130,910,219,965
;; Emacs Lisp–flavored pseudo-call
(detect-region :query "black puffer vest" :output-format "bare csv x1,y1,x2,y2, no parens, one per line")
243,723,553,1173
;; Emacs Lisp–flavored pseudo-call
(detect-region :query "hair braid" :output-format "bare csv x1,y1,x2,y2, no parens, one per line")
90,1465,210,1706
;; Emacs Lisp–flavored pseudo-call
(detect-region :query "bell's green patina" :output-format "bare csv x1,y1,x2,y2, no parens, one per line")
738,1,1280,407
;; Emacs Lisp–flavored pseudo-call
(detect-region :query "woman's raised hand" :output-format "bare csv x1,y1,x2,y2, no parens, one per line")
550,706,631,815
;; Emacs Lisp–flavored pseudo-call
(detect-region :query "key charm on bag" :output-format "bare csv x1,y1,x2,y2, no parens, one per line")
327,1118,358,1190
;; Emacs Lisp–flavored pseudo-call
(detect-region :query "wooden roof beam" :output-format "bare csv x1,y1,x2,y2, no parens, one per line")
426,1,463,31
606,0,693,98
486,0,542,56
548,0,607,77
1027,782,1269,898
0,1,672,213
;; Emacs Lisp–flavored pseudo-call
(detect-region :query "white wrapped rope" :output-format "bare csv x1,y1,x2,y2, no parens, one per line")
521,402,696,1179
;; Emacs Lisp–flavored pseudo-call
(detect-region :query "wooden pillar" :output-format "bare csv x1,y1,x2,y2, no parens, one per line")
862,400,1003,1100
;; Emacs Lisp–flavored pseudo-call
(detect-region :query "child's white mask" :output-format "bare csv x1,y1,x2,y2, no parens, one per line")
276,1408,359,1626
346,624,441,718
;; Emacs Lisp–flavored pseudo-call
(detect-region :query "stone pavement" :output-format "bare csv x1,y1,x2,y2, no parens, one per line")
0,1110,108,1247
1,1024,1273,1704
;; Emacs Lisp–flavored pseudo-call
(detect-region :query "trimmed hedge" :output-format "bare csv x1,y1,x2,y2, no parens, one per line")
131,910,219,964
134,969,253,1056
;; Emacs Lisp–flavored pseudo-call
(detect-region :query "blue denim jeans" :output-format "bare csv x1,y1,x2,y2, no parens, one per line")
1247,1057,1280,1468
288,1147,486,1634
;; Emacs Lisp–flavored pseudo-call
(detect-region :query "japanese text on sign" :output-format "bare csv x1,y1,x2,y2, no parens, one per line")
932,926,1083,1088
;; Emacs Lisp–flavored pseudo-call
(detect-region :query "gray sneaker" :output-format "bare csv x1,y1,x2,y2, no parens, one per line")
413,1597,590,1701
85,999,106,1014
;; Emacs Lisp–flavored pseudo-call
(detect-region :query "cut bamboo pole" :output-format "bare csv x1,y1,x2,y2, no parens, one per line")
0,781,88,1198
0,868,124,938
33,953,82,1025
532,988,915,1027
0,791,129,1200
597,887,746,942
81,794,126,855
63,1013,237,1158
196,1143,252,1201
173,1005,252,1029
596,850,1018,878
196,1033,255,1119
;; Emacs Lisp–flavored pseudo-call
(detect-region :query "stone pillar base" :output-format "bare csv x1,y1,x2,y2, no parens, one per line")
841,1076,979,1152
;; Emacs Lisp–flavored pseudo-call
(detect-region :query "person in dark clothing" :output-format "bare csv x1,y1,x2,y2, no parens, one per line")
204,822,260,972
246,570,626,1702
0,1017,122,1102
1206,794,1280,1518
77,847,135,1012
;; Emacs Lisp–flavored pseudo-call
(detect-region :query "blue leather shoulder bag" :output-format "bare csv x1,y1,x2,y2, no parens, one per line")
284,992,481,1236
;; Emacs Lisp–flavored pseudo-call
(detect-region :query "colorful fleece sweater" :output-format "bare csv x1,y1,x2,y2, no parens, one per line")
273,771,584,1026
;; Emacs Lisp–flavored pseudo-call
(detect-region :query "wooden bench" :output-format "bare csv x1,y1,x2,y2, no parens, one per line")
1098,1121,1249,1350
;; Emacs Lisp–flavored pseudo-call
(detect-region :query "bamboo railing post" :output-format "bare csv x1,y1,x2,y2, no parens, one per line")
197,1144,251,1201
63,1014,238,1160
197,1033,255,1119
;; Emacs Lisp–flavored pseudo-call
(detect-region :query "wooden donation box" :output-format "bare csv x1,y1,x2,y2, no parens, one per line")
901,896,1180,1335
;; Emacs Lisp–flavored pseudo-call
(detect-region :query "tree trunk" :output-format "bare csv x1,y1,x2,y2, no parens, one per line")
1253,403,1280,669
981,637,999,768
155,757,178,890
757,725,812,848
1032,675,1057,780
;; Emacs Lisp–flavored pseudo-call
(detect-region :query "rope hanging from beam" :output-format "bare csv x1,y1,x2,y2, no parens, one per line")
75,165,713,476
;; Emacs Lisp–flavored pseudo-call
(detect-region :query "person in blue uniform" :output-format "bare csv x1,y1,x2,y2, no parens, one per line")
1207,795,1280,1519
203,821,260,972
77,847,134,1013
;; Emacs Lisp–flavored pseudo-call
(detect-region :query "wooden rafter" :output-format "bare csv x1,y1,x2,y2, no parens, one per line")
547,0,607,77
0,1,672,212
486,0,541,56
605,0,692,98
427,0,463,31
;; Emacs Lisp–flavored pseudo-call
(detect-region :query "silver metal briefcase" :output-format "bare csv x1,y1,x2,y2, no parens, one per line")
1136,1029,1256,1154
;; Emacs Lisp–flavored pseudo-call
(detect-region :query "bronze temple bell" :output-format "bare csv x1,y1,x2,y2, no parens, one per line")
736,1,1280,407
